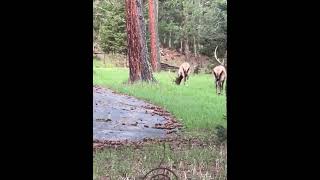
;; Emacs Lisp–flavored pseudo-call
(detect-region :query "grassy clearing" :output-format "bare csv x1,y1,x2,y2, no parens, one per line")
93,60,227,179
93,67,226,130
93,54,127,68
93,57,115,68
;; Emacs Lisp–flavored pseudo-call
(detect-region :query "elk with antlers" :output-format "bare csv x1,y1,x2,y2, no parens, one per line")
175,62,191,85
213,46,227,95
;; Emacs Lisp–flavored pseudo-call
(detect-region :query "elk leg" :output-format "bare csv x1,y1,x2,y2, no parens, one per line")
216,81,219,94
221,81,224,91
182,75,185,85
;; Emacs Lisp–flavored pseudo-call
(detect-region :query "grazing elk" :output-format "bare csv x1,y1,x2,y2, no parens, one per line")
213,46,227,95
175,62,191,85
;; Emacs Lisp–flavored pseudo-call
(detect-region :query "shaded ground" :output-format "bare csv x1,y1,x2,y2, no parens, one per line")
93,86,182,143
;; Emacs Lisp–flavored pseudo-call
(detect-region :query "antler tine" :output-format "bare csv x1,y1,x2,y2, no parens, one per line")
214,46,223,65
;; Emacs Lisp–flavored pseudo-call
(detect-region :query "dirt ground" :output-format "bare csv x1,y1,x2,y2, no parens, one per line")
93,86,182,147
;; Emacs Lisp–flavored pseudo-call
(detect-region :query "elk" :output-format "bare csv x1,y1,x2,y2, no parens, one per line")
175,62,191,85
213,46,227,95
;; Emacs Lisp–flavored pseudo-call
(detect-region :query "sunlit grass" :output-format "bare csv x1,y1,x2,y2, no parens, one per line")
93,67,226,130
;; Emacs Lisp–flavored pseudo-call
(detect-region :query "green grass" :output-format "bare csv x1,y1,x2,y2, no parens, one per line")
93,141,227,180
93,58,115,68
93,67,226,130
93,61,227,179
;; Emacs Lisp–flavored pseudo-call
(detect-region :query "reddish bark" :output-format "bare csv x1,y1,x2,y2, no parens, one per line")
148,0,160,72
125,0,154,83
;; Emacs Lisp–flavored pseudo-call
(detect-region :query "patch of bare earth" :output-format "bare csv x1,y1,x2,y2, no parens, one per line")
93,85,183,147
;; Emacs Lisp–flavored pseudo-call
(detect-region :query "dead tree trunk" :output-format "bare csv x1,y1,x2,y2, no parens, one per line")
125,0,155,83
148,0,161,72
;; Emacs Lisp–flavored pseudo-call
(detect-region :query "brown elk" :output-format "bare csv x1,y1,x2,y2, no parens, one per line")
175,62,191,85
213,46,227,95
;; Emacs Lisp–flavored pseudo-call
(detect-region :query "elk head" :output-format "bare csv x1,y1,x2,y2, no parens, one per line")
175,62,191,85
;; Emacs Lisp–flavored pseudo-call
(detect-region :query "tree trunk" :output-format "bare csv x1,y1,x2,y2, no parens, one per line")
125,0,154,83
224,50,227,67
148,0,160,72
137,0,154,81
180,40,183,53
169,31,172,48
163,36,166,47
193,35,197,57
155,0,161,71
197,0,201,59
185,37,190,61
